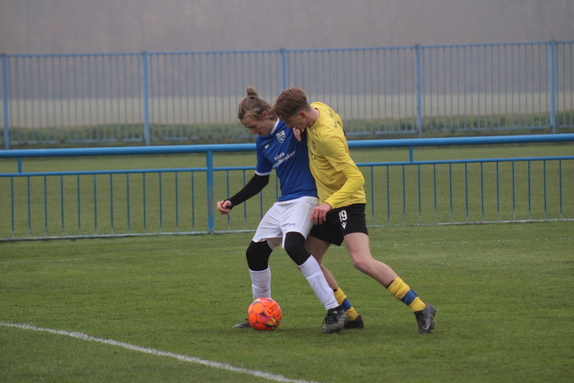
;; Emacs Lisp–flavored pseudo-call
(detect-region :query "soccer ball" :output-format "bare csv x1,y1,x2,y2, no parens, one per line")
247,297,282,331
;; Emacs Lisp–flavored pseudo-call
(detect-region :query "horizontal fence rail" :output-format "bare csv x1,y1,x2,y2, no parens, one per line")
1,134,573,241
1,41,573,148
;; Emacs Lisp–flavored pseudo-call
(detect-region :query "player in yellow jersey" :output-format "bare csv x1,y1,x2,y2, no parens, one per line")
273,88,436,334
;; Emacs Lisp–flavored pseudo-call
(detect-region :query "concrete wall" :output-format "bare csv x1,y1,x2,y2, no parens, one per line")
1,0,573,54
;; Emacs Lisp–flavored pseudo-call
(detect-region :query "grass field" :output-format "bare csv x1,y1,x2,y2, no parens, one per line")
1,222,573,382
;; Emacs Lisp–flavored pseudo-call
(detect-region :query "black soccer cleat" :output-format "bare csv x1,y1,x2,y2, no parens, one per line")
232,320,250,329
322,306,347,334
344,314,364,329
414,303,436,334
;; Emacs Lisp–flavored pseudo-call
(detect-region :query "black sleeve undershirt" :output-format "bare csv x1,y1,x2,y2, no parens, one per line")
226,174,269,208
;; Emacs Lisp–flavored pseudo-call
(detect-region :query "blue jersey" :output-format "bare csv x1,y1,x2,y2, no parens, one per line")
255,120,317,201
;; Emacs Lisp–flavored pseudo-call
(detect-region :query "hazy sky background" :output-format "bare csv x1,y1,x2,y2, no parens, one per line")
1,0,573,54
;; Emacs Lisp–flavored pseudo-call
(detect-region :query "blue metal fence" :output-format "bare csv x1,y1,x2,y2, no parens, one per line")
1,134,572,241
1,41,573,149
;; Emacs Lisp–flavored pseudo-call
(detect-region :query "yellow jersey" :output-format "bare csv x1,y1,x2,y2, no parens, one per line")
306,102,366,208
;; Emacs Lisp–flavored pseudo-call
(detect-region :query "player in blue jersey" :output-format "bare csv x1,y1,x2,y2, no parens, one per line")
217,87,362,333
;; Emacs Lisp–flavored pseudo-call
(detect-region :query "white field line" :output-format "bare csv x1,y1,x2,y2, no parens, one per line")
0,321,320,383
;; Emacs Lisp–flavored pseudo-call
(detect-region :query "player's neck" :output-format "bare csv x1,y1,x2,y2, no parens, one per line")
307,108,320,128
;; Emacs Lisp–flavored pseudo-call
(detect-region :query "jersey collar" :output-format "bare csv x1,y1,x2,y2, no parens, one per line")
269,119,280,135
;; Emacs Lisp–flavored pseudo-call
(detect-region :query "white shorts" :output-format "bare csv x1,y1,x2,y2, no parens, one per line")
252,196,318,250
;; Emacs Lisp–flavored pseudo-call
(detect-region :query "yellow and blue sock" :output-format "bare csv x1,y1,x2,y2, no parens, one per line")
334,287,359,321
387,277,426,312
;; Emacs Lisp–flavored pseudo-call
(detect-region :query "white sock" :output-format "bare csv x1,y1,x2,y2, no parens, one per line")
250,267,271,299
298,257,338,310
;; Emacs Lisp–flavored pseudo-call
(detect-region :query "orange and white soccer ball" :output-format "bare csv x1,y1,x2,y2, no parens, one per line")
247,297,282,331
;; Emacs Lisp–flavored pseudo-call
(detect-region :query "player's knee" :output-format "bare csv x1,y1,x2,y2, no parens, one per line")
246,241,272,271
349,255,371,273
352,260,369,273
284,232,310,266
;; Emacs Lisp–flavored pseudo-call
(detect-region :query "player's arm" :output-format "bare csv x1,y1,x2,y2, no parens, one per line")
328,165,364,204
311,162,364,224
323,136,364,209
217,174,270,215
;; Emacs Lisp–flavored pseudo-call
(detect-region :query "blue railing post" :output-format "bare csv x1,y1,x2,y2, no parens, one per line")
280,48,288,90
141,51,151,146
0,43,572,148
415,45,423,138
0,136,572,240
1,53,9,149
548,40,557,134
206,150,215,233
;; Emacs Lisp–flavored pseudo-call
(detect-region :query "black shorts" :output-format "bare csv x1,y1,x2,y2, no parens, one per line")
309,203,368,246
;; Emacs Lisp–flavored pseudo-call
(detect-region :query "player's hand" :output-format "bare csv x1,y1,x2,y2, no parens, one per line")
311,202,332,225
217,200,232,215
293,128,305,142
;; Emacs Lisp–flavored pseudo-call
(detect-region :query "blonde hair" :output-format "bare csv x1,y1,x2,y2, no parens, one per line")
237,86,274,121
